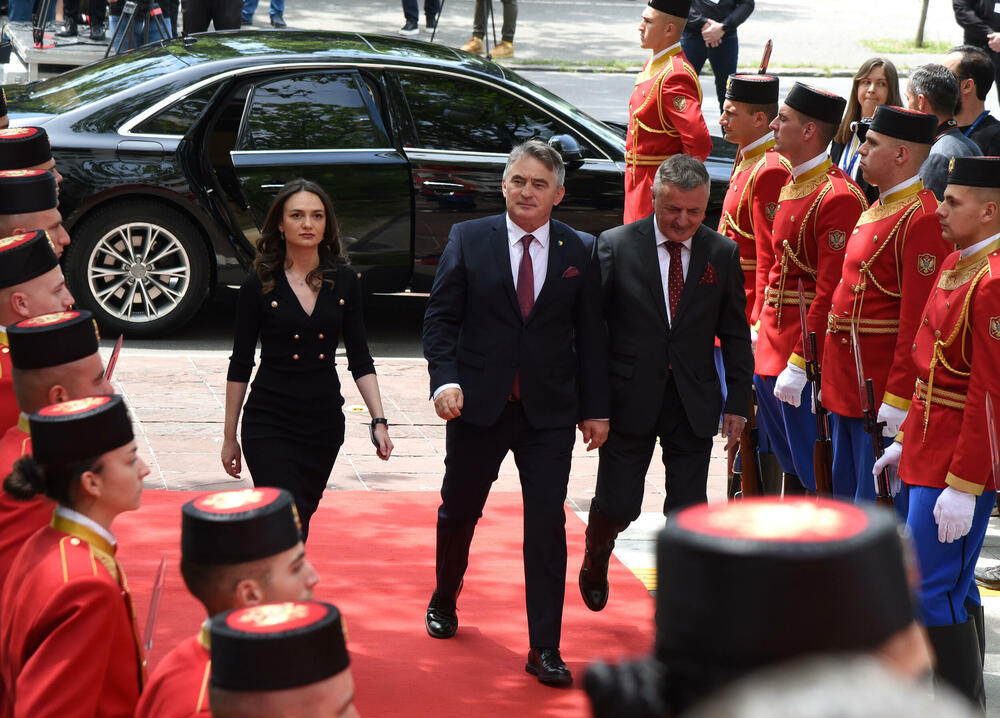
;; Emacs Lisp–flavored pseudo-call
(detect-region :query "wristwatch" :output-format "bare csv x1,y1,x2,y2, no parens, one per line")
369,417,388,448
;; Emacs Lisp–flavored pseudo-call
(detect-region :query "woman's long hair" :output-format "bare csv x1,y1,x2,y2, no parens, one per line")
254,178,347,294
834,57,902,146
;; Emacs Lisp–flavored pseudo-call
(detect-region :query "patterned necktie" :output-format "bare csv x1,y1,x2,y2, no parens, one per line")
517,234,535,319
512,234,535,400
664,240,684,320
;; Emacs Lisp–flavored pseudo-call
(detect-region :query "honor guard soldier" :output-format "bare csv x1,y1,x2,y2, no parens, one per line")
0,170,69,258
625,0,712,223
0,309,109,598
0,395,149,718
718,74,790,330
136,487,319,718
875,156,1000,711
209,601,359,718
585,498,932,718
0,127,62,184
754,83,868,493
0,230,75,436
822,106,949,508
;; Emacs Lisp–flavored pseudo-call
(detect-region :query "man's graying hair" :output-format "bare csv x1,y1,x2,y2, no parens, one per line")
653,154,711,195
909,64,960,117
504,139,566,187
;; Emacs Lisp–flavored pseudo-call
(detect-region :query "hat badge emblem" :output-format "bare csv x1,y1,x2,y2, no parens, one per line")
237,602,310,628
201,488,266,510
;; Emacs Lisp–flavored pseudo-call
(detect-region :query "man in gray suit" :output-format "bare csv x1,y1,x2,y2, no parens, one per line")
906,64,981,200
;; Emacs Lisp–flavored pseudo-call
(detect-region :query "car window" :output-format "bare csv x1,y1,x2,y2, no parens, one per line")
132,82,220,136
17,45,187,115
396,71,589,156
238,72,385,151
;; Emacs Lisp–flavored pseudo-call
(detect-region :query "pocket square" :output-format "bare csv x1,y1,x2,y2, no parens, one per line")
561,266,580,278
698,262,717,285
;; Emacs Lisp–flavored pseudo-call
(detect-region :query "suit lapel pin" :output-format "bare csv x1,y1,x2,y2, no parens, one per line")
558,240,564,246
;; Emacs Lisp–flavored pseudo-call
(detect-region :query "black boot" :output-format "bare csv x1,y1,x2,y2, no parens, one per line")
579,504,628,612
760,452,783,495
782,473,807,496
56,18,78,37
926,619,986,713
90,23,106,42
969,601,986,664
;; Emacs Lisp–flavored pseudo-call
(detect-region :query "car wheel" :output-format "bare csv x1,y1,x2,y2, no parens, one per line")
64,201,210,337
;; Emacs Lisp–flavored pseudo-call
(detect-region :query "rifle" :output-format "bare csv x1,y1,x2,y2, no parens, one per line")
737,386,764,496
758,39,773,75
798,281,833,495
851,328,894,508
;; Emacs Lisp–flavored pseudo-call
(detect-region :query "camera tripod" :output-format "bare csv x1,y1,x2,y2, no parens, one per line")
31,0,56,48
105,0,170,56
430,0,501,60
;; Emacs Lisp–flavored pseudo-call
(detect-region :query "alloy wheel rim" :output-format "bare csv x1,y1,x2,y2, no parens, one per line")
86,222,191,324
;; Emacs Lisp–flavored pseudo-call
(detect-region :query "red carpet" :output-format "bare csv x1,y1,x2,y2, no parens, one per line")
117,491,655,717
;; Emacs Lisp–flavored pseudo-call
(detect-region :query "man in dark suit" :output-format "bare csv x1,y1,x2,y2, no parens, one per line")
422,139,610,686
578,154,753,613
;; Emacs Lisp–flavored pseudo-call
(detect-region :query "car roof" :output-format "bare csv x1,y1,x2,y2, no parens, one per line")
167,29,507,79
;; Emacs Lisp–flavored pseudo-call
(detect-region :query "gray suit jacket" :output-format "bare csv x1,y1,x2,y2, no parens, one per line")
920,127,981,200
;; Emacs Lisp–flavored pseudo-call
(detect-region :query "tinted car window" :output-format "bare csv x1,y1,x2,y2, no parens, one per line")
396,72,584,155
239,73,384,151
132,82,220,136
17,45,187,115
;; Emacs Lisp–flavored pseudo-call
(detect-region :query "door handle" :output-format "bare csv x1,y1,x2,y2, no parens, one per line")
260,184,285,193
422,181,465,196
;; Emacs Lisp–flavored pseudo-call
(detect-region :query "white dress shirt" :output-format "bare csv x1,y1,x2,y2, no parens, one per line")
432,216,551,399
55,504,117,547
653,216,692,324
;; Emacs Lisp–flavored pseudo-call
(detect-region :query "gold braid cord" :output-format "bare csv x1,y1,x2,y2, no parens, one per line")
773,183,828,331
850,200,921,327
719,159,766,239
923,263,989,439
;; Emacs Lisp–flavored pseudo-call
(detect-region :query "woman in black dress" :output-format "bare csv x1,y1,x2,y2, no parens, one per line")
221,179,393,539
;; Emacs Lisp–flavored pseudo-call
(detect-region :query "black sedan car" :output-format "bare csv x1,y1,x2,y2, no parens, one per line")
3,31,735,336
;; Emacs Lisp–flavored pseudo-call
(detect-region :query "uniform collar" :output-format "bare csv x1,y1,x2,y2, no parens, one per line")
0,325,7,347
741,132,775,161
53,504,117,553
960,231,1000,259
16,412,30,434
506,215,550,249
880,175,923,205
791,152,831,181
650,43,682,64
198,618,212,651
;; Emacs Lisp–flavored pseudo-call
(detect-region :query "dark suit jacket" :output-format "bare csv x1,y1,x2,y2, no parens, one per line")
423,214,610,429
599,218,753,438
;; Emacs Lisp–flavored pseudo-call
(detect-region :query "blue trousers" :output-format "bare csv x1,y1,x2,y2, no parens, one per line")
680,30,739,112
242,0,283,21
754,374,817,490
830,413,909,521
402,0,441,24
907,485,995,626
9,0,56,22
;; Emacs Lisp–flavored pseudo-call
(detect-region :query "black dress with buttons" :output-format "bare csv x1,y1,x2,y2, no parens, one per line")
227,266,375,538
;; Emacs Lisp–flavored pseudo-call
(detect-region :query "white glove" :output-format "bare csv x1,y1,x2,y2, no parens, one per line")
750,326,758,352
774,362,807,407
872,441,902,496
933,486,977,544
876,403,907,438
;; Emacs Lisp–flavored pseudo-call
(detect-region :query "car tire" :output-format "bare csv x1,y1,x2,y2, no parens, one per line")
63,200,211,337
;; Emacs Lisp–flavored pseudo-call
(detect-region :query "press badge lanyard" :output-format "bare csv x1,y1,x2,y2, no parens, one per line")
964,111,990,137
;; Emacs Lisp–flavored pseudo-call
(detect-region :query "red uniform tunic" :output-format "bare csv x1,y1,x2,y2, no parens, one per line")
755,159,868,377
823,181,949,418
0,513,144,718
717,139,791,325
0,332,18,436
898,238,1000,494
0,416,53,599
134,626,211,718
624,45,712,223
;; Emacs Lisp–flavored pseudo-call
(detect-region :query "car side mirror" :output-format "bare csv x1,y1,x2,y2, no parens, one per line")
548,134,583,164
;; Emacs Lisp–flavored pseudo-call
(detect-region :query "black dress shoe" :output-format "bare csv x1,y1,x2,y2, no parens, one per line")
90,26,106,42
425,591,458,639
56,19,78,37
526,647,572,686
270,14,286,28
579,547,610,612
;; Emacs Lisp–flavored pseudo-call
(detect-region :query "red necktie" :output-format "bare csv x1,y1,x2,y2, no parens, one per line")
512,234,535,399
665,240,684,320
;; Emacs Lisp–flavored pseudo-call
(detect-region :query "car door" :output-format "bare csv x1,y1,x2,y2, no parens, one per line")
208,68,413,292
388,69,624,292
